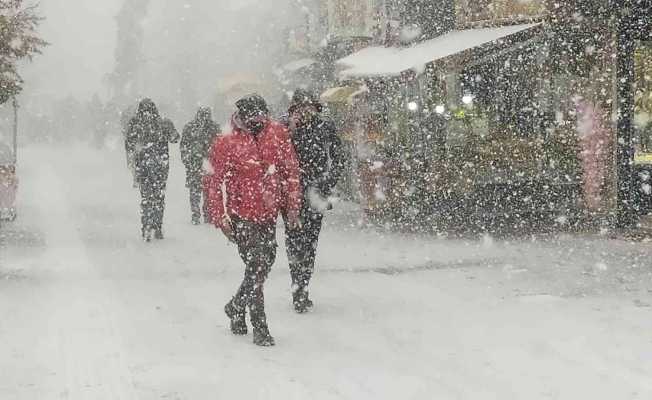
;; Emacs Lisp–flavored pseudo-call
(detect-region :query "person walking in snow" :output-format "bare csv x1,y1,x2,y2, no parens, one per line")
126,99,179,242
204,94,302,346
283,89,345,313
181,107,221,225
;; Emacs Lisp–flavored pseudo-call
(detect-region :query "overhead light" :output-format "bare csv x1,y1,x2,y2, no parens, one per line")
435,105,445,114
407,101,419,111
462,94,474,105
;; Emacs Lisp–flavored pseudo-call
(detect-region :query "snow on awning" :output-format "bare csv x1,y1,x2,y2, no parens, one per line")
337,23,540,78
282,58,316,73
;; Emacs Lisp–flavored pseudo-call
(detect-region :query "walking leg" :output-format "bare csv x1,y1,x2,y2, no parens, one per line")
228,220,277,345
189,177,201,224
154,175,166,239
140,177,154,242
288,209,323,312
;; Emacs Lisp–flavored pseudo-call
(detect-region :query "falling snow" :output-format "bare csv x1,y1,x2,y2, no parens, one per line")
2,0,652,398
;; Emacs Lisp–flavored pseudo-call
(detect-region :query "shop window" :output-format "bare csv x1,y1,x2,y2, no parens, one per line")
459,46,545,138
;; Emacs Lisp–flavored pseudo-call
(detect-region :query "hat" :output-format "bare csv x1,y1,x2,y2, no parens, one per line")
235,94,268,118
288,89,322,113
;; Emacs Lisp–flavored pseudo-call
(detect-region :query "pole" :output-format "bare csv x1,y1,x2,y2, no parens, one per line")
12,96,18,165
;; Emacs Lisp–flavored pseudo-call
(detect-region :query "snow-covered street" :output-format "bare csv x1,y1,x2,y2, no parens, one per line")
1,144,652,400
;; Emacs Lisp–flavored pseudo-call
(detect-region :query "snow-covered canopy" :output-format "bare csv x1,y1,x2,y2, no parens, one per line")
337,23,541,79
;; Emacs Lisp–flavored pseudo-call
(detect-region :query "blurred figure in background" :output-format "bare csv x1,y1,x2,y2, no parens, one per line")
126,98,179,242
181,107,221,225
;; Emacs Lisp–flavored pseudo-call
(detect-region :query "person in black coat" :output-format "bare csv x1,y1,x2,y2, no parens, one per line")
126,99,179,241
284,89,345,313
181,107,221,224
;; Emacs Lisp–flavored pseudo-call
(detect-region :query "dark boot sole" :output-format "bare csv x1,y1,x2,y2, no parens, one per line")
294,305,313,314
253,332,275,346
293,297,314,314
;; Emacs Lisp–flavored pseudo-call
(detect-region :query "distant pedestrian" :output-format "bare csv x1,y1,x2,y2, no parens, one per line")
204,94,301,346
126,99,179,241
181,107,221,224
284,89,345,313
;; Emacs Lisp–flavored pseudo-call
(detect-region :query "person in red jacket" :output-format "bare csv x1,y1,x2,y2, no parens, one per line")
204,94,301,347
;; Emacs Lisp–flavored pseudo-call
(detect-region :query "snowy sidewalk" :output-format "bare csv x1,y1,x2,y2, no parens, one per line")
1,144,651,400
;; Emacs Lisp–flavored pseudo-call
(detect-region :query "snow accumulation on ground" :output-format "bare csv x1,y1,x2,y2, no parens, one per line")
1,144,651,400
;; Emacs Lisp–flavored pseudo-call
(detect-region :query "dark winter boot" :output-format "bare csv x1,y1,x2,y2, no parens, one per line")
142,227,153,242
224,300,247,335
191,215,201,225
252,325,275,347
292,289,313,314
154,228,164,240
250,307,275,346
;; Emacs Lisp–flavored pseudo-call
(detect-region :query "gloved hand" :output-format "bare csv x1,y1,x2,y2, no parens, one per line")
218,216,236,243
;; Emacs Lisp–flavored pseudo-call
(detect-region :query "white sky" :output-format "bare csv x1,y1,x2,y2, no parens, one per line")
22,0,121,101
19,0,295,108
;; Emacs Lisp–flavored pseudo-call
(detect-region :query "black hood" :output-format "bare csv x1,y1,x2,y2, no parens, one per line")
195,107,212,124
288,89,323,114
137,98,160,120
236,94,268,119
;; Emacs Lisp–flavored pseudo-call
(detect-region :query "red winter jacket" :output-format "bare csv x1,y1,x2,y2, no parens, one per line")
203,118,302,228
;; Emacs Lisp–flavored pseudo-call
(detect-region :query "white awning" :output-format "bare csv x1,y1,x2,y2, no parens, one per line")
337,23,541,78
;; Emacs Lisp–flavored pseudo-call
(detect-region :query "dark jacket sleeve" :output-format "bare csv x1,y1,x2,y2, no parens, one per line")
278,127,302,214
125,119,138,158
322,120,345,196
180,125,192,169
207,122,222,150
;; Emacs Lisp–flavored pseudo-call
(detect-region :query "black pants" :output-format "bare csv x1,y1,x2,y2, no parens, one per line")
187,174,207,221
231,218,277,328
139,168,168,234
284,204,323,293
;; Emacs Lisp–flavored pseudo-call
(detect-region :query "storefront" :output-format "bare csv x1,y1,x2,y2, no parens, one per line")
331,23,567,230
324,1,652,232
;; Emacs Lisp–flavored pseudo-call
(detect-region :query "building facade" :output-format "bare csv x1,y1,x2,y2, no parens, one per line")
281,0,651,230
